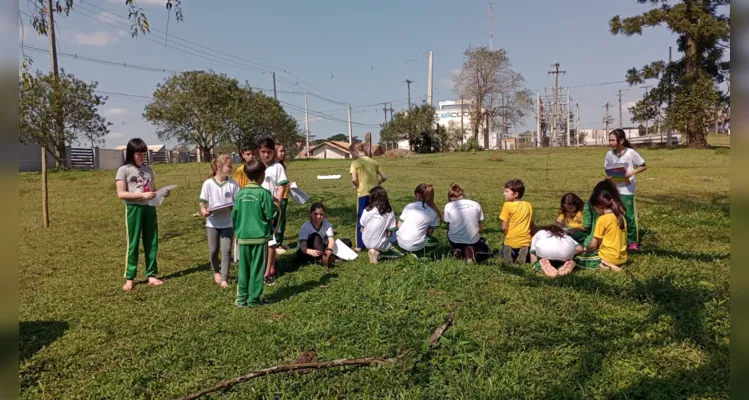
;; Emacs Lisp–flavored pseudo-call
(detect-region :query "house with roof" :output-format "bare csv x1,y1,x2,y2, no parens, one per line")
298,141,385,159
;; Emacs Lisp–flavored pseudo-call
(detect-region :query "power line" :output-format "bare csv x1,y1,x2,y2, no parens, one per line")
20,44,181,74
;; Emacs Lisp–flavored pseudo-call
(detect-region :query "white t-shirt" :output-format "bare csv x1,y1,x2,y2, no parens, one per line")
199,177,240,228
360,207,397,251
262,162,289,201
604,148,646,196
443,199,484,244
396,202,441,251
530,230,579,261
297,219,335,251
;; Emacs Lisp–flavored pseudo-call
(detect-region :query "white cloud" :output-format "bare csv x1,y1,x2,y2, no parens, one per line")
105,108,129,116
70,31,119,47
108,132,125,138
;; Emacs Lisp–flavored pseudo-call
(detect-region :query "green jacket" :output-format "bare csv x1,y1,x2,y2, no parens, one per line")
231,183,277,245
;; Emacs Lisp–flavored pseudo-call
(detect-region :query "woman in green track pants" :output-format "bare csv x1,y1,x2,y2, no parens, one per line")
115,138,170,292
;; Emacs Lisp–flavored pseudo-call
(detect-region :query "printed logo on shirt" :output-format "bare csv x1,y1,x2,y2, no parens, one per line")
224,191,232,198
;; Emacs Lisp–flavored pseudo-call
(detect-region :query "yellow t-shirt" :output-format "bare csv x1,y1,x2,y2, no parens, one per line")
232,165,249,189
499,200,533,248
593,213,628,265
557,211,583,229
349,156,380,198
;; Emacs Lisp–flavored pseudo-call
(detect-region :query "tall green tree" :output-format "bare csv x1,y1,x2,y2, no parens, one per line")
610,0,729,147
19,70,111,167
380,103,447,153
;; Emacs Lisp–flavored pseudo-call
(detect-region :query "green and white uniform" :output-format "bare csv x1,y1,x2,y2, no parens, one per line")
116,164,159,280
605,148,646,244
232,183,277,307
575,201,602,269
262,162,288,247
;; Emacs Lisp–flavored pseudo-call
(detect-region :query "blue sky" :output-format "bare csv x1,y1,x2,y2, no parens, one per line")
18,0,680,149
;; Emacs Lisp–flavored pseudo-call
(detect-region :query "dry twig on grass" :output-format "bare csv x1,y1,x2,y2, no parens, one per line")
429,311,455,348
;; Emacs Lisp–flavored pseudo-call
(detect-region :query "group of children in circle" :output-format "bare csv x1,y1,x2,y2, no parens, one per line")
115,129,646,307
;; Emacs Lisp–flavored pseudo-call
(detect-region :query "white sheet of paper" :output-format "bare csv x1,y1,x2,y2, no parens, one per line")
317,175,341,180
333,239,358,261
148,184,178,206
290,187,310,205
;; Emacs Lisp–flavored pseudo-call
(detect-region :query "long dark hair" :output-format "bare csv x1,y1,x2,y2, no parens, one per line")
610,128,632,149
537,224,567,239
559,193,584,219
592,179,623,206
309,202,326,215
414,183,442,222
123,138,148,166
589,187,626,230
366,186,392,215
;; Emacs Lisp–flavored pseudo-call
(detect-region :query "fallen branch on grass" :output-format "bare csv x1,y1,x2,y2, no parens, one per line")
429,311,455,348
176,311,455,400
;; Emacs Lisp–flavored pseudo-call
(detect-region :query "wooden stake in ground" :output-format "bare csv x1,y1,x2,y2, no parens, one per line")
429,311,455,348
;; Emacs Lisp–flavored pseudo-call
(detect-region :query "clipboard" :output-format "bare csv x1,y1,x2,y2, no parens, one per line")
605,163,630,185
208,202,233,213
148,184,177,206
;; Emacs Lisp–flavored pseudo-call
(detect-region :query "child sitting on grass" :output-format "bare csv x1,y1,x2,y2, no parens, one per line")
231,159,277,307
585,183,628,271
500,179,534,264
556,193,587,245
360,186,403,263
297,202,349,268
530,225,584,278
575,179,622,269
444,183,491,264
395,183,442,258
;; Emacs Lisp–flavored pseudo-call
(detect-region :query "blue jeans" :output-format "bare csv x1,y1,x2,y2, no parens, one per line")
356,195,370,249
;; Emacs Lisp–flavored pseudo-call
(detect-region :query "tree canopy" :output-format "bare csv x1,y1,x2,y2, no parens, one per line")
610,0,729,147
19,70,111,167
379,103,447,153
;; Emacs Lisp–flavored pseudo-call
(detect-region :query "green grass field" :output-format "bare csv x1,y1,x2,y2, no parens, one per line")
19,146,730,399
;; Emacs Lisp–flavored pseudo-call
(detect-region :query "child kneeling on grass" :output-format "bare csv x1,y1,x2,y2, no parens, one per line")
500,179,534,264
395,183,442,258
297,202,352,268
232,159,277,307
444,183,491,264
584,183,628,271
530,225,584,278
575,179,622,269
360,186,404,263
556,193,587,245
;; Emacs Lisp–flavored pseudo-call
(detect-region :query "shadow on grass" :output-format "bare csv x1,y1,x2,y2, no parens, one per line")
639,194,730,217
265,272,338,303
496,262,728,398
643,248,730,262
161,263,211,281
20,320,69,361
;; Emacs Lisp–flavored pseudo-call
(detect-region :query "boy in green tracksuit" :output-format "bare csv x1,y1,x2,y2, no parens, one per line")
231,159,277,307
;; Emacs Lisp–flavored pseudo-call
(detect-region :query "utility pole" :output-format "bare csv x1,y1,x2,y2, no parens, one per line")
383,102,388,125
667,46,673,147
42,0,60,228
460,95,464,145
548,63,566,147
642,85,653,136
617,89,623,129
575,102,580,147
272,72,277,100
304,92,310,159
427,51,433,107
347,103,353,145
405,79,413,109
536,91,541,148
388,102,394,122
603,102,613,138
489,2,493,51
566,90,571,146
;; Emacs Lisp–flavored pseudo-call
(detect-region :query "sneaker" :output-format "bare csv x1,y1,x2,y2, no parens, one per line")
264,275,276,286
322,251,336,268
276,247,287,255
464,246,476,264
452,248,464,260
628,242,639,251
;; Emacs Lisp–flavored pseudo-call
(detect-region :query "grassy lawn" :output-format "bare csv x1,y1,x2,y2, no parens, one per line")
708,133,731,148
19,146,729,399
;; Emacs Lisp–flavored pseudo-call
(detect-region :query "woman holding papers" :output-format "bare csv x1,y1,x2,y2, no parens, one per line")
605,129,648,251
115,138,170,292
200,154,240,288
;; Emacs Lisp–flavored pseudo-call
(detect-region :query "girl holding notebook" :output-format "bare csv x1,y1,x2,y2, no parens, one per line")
605,129,648,251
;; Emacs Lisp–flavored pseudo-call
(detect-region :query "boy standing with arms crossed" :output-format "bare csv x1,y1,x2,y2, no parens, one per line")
232,159,277,307
500,179,534,264
349,142,387,252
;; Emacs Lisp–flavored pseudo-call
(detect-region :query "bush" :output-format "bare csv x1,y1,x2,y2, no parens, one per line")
458,138,482,152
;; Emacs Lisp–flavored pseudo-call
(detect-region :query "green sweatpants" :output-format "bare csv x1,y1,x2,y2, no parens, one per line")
620,194,638,244
237,244,267,307
276,199,288,246
124,204,159,280
395,236,439,258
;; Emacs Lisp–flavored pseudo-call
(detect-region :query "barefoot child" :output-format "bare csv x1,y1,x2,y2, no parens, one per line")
500,179,534,264
556,193,586,244
444,183,491,263
360,186,404,263
232,142,258,189
585,184,628,271
199,154,239,288
530,225,584,278
274,143,290,254
115,138,169,292
297,202,337,268
605,128,648,250
232,159,277,307
396,183,442,258
350,142,387,252
258,137,288,285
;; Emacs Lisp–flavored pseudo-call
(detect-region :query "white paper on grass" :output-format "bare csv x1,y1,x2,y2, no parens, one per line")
333,239,358,261
289,182,310,205
317,175,341,180
148,184,178,206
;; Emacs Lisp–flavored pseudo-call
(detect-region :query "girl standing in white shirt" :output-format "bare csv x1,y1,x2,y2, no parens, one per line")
444,183,490,263
396,183,442,258
605,129,647,250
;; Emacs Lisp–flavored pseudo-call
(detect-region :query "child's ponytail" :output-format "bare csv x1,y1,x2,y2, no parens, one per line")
590,191,626,230
610,128,632,148
448,183,464,202
415,183,442,222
